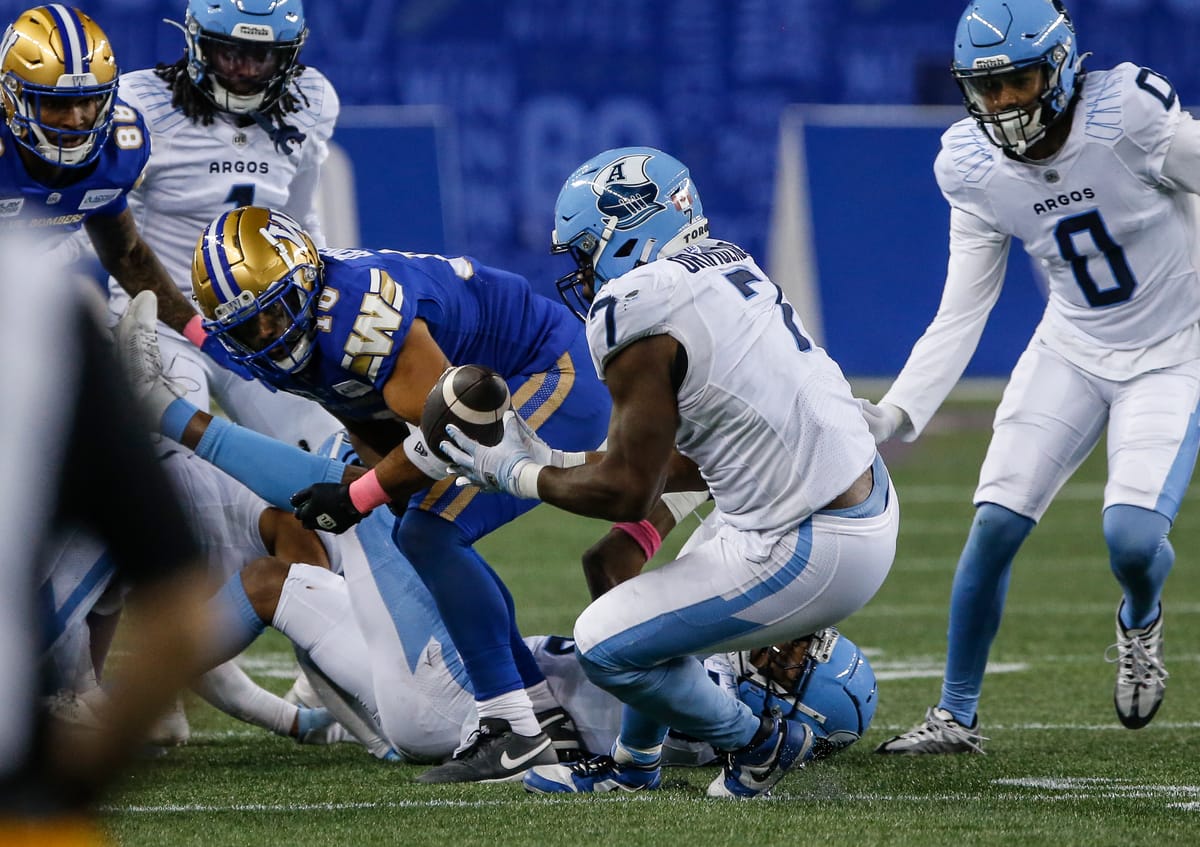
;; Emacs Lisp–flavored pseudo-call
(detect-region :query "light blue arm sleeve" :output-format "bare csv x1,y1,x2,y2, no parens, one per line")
160,397,345,509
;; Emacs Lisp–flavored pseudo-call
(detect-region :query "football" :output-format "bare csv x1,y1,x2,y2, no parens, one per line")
420,364,512,461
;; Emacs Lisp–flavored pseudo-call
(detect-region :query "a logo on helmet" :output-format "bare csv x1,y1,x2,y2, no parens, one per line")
972,55,1010,69
591,153,665,231
259,213,311,270
213,287,256,323
231,23,273,40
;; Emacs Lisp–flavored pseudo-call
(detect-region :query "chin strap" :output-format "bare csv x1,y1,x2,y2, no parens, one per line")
249,109,306,155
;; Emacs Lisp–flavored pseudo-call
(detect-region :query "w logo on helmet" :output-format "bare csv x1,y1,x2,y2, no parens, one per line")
591,153,665,231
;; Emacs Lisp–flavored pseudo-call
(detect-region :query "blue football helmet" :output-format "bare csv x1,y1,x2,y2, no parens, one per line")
732,628,877,759
952,0,1081,155
192,206,322,376
552,146,709,320
180,0,306,114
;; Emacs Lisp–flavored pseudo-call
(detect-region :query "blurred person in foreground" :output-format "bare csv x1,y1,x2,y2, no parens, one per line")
861,0,1200,753
0,236,210,844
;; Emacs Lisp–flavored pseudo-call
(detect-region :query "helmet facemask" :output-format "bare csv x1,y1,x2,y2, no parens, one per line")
951,0,1081,157
731,627,876,759
955,49,1070,155
194,207,322,376
552,224,609,322
211,265,318,374
3,78,115,166
0,6,119,168
182,8,306,115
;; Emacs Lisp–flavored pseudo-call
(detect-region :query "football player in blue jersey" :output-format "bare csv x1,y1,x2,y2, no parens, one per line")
121,207,613,783
0,4,235,369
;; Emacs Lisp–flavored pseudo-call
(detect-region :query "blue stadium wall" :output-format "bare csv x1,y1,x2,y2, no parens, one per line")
8,0,1192,375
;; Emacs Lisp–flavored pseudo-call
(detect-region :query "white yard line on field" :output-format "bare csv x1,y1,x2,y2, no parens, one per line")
104,776,1200,813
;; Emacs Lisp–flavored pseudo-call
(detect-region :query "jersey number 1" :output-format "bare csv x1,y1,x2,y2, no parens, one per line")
225,184,256,208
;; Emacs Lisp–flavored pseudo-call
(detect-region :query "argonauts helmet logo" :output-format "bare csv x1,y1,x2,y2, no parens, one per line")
591,153,665,231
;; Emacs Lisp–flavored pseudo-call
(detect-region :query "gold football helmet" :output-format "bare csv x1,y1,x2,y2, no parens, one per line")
193,206,322,374
0,5,118,166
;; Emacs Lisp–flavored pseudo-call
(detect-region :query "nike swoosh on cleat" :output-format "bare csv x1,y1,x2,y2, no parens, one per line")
498,737,553,771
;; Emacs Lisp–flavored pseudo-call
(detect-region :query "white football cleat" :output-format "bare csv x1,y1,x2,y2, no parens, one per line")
874,706,987,755
114,290,189,423
1107,603,1167,729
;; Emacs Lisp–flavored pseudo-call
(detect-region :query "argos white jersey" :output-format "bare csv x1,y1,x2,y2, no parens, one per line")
586,239,875,537
884,64,1200,436
106,67,339,315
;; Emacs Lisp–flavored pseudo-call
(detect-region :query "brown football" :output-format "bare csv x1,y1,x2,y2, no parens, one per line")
420,364,512,461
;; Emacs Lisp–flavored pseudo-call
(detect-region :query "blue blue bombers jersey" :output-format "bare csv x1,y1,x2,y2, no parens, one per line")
0,99,150,235
256,248,581,421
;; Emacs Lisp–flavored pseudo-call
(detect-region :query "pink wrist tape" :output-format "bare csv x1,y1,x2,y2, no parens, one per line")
183,314,206,347
612,519,662,561
349,469,390,513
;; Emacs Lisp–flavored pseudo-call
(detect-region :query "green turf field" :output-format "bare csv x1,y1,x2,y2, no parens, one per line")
103,393,1200,846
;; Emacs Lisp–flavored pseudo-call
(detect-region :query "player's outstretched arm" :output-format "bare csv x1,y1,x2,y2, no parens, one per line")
292,319,451,533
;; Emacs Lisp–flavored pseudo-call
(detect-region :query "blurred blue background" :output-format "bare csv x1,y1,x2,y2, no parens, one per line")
6,0,1193,374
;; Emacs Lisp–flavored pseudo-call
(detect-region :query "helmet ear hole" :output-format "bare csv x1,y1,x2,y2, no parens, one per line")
613,238,638,259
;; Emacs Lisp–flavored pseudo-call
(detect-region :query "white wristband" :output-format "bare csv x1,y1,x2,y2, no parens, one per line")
513,460,544,499
551,450,588,468
403,427,451,481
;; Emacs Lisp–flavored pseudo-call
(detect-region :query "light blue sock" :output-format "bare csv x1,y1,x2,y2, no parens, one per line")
940,503,1034,726
195,415,345,509
615,704,668,762
203,573,267,668
1104,504,1173,630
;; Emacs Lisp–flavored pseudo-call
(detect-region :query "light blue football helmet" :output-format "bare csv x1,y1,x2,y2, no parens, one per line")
733,628,877,759
181,0,307,114
952,0,1081,155
552,146,709,320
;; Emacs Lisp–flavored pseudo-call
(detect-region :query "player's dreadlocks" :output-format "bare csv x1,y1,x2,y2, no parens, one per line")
154,55,312,154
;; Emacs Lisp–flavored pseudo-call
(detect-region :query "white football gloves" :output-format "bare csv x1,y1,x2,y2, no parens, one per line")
508,412,586,469
441,411,542,498
858,399,906,444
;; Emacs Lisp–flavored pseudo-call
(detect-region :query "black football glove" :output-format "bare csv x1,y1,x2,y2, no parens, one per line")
290,482,366,533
